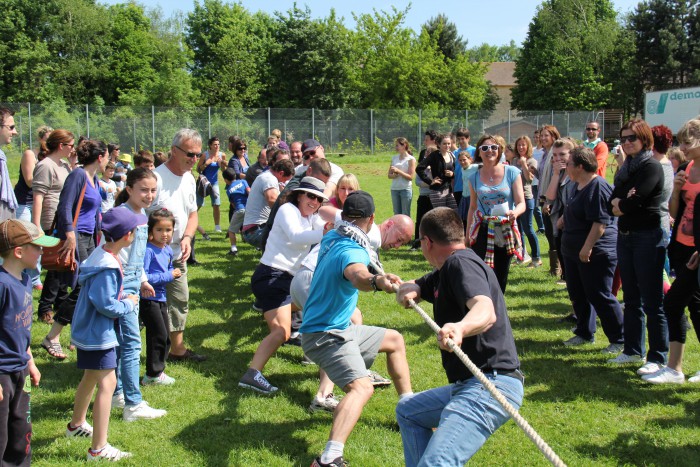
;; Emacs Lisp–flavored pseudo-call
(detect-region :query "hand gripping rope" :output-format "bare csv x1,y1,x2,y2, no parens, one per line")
391,284,567,467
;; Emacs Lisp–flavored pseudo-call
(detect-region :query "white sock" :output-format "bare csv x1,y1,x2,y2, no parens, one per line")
230,245,238,251
321,440,344,464
215,224,221,229
399,392,414,401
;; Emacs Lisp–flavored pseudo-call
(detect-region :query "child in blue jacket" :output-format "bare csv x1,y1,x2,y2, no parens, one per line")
67,208,146,462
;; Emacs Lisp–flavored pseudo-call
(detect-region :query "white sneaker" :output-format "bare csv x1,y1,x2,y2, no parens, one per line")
123,401,167,422
87,443,132,462
642,366,685,384
521,253,532,266
637,362,664,376
141,372,176,386
688,370,700,383
608,353,645,364
215,226,222,233
111,392,125,410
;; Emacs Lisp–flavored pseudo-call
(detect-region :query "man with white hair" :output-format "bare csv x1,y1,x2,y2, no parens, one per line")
148,129,206,362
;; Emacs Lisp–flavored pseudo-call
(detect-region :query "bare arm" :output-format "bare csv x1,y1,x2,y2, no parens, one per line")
344,263,401,293
180,210,198,261
264,187,280,207
20,150,36,187
32,193,44,228
509,175,526,222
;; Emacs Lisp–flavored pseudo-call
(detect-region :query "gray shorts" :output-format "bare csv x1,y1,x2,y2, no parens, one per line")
302,324,386,389
165,259,189,332
228,208,246,234
290,267,314,309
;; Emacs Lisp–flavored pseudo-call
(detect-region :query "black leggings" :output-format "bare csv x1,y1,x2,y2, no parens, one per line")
414,195,433,241
665,243,700,343
53,233,95,326
139,299,171,377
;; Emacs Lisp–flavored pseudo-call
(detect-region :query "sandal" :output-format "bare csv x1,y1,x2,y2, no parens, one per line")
41,338,67,360
39,312,54,324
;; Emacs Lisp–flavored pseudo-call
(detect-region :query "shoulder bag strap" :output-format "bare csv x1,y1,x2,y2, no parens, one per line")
72,176,88,228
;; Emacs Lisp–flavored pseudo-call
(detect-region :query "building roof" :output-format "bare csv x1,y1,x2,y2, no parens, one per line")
485,62,517,87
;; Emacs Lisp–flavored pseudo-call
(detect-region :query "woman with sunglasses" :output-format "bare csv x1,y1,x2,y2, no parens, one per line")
416,133,458,210
608,119,668,377
229,139,250,180
241,177,329,395
643,118,700,384
32,130,74,327
466,135,526,292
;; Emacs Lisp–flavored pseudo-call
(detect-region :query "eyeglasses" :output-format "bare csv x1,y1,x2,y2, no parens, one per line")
303,149,318,160
619,135,638,144
1,125,16,131
585,127,599,131
175,145,202,158
479,144,500,152
305,192,323,202
63,143,75,149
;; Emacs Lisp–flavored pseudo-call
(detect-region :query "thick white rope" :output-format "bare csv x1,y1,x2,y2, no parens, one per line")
394,286,567,467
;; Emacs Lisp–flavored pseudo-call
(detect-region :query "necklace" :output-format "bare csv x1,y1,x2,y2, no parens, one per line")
489,176,494,182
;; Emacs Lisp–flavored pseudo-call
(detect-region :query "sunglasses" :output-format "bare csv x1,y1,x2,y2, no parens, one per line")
619,135,638,144
1,124,16,131
479,144,500,152
237,147,247,151
305,192,324,202
302,149,318,160
585,127,599,131
175,145,202,158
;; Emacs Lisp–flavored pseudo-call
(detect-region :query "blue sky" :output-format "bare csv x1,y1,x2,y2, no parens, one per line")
103,0,642,47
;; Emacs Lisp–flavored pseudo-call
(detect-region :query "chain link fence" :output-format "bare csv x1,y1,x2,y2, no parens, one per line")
1,103,604,157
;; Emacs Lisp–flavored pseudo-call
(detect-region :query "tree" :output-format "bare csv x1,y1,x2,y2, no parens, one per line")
422,14,467,60
511,0,623,110
468,41,521,62
623,0,700,114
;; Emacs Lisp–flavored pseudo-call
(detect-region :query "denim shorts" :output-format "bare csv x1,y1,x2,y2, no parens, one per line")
76,347,117,370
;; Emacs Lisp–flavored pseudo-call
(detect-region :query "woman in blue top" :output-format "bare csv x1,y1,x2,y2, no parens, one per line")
197,136,225,232
42,140,108,360
466,135,525,293
228,139,250,180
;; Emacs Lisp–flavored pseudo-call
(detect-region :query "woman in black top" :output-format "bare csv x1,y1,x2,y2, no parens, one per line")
608,119,668,375
416,133,458,210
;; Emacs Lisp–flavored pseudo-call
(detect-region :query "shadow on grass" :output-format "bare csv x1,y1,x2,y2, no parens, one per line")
577,431,700,466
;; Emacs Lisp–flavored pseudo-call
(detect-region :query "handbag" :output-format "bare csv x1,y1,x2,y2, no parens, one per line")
41,180,87,272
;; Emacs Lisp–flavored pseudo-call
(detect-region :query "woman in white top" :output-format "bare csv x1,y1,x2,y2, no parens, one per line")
388,137,416,216
241,177,329,395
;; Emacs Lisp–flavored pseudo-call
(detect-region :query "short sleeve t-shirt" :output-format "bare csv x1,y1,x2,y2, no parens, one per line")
100,179,117,213
0,268,32,373
390,154,416,191
226,179,250,211
243,171,279,226
299,230,370,333
561,176,617,257
32,157,71,230
469,165,521,215
149,164,197,260
415,249,520,383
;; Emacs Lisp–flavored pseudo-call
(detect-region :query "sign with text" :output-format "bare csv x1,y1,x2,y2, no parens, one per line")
646,86,700,133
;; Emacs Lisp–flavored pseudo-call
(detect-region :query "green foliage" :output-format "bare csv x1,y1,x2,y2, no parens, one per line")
468,40,522,62
421,13,467,60
511,0,622,111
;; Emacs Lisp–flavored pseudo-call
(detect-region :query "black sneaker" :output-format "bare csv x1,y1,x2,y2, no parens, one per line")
238,368,278,395
310,456,348,467
202,233,212,241
226,249,238,256
285,334,302,347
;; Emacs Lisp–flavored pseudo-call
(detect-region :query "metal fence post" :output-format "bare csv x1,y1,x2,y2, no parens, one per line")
418,109,422,151
267,107,271,136
312,108,315,140
28,103,32,150
133,117,137,153
370,109,374,154
208,106,211,140
507,110,511,143
86,104,90,138
152,106,156,151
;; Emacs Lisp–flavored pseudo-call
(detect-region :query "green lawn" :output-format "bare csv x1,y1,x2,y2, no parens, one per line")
7,154,699,466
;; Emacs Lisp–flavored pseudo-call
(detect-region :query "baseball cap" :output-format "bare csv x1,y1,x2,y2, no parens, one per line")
0,219,59,252
293,176,329,202
301,139,321,153
101,208,147,240
342,191,375,219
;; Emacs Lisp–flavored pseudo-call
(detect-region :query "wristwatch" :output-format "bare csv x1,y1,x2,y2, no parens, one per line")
369,274,381,292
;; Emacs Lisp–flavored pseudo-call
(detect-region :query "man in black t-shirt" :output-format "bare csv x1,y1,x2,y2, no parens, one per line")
396,207,524,466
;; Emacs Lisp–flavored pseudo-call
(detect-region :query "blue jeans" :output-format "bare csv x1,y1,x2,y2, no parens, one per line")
391,189,413,216
15,204,42,286
517,198,540,259
532,184,545,232
115,308,143,406
617,228,668,364
396,373,523,467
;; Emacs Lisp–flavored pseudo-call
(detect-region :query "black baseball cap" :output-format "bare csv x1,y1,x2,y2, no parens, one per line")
301,139,321,153
342,191,375,219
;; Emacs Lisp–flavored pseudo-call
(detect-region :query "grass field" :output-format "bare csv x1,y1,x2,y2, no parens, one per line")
6,153,700,466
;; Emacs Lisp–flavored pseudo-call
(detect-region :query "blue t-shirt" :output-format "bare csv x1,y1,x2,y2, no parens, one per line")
469,165,521,215
226,179,250,211
76,179,102,234
453,146,477,192
142,243,174,302
202,151,222,185
0,268,32,373
299,230,370,333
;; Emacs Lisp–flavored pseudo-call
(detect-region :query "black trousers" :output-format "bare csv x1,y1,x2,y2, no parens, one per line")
37,228,69,318
665,243,700,343
471,224,512,293
139,299,171,377
414,195,433,241
0,367,31,466
53,233,95,326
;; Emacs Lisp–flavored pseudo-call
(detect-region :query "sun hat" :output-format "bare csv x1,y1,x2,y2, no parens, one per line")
293,176,329,202
0,219,59,252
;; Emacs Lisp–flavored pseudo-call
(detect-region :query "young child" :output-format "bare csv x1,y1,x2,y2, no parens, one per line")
99,161,117,213
0,219,58,465
67,208,146,461
133,151,155,171
140,209,181,384
223,168,250,256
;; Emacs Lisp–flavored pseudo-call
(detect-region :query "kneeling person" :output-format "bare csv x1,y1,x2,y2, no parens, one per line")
396,207,524,466
301,191,413,467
